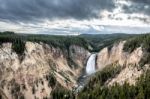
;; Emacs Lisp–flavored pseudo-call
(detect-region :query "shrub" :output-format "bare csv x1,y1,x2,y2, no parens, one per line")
51,84,75,99
11,37,25,55
47,74,56,88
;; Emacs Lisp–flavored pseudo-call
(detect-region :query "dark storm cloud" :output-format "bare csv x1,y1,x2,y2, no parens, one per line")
130,0,150,4
120,0,150,23
0,0,115,22
123,0,150,15
128,16,150,24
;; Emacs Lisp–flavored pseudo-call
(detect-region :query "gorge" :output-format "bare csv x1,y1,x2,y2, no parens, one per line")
0,33,150,99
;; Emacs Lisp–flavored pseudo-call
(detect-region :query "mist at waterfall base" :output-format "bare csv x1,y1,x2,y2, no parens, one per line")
86,54,96,75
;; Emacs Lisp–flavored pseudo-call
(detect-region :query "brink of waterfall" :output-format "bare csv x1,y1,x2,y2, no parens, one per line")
86,54,96,75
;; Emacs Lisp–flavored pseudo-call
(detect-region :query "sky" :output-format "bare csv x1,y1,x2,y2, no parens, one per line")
0,0,150,35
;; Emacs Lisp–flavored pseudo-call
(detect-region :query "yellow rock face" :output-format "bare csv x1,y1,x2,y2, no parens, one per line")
0,42,90,99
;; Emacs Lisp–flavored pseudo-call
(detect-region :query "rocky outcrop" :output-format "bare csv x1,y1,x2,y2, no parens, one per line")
97,41,143,69
107,65,143,86
69,45,91,75
0,42,90,99
97,41,145,85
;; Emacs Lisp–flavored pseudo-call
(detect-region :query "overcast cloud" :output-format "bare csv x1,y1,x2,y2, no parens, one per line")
0,0,150,34
0,0,115,22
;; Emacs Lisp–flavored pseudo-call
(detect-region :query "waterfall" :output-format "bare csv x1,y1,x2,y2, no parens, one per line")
75,54,97,92
86,54,96,75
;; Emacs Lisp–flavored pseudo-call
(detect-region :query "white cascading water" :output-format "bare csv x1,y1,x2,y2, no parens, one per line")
86,54,96,75
75,54,97,92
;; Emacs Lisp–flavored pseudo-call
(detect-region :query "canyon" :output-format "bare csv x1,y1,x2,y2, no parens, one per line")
0,39,149,99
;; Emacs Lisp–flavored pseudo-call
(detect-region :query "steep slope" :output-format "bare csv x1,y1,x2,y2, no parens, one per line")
96,41,145,85
0,42,90,99
97,41,143,69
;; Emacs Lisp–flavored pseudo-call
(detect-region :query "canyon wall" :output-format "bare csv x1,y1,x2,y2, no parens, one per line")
96,41,147,86
0,42,90,99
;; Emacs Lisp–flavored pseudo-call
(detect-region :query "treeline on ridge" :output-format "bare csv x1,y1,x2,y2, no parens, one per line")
0,31,89,56
123,33,150,67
